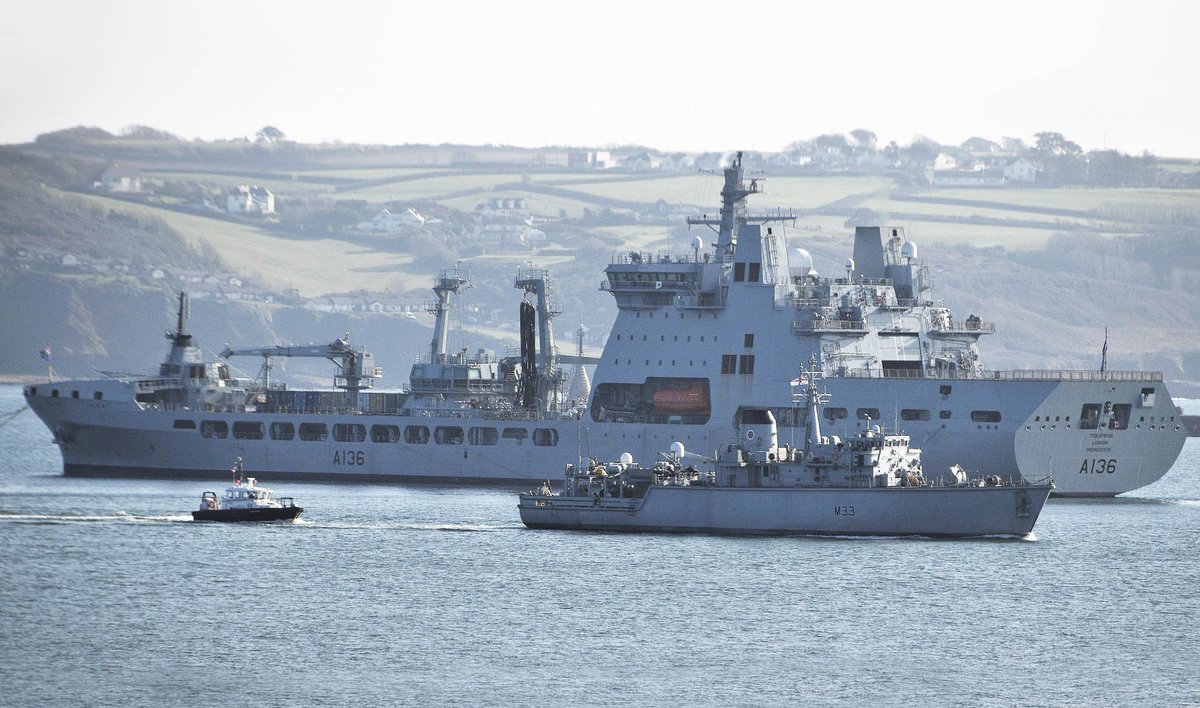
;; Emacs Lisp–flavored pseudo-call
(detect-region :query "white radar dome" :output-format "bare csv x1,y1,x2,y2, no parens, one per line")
843,257,855,272
692,235,704,252
670,441,685,459
619,452,634,465
789,248,813,277
901,241,918,261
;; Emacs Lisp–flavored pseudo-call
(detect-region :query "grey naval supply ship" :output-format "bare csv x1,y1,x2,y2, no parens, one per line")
518,369,1054,537
24,153,1186,496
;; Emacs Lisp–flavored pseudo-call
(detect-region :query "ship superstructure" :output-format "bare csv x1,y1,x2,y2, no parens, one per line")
24,154,1186,495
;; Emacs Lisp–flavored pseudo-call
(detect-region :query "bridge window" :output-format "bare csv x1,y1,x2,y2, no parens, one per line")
739,355,755,375
299,423,328,441
469,427,499,446
748,263,760,282
856,408,880,421
434,426,464,445
233,421,264,440
173,419,196,429
900,409,931,421
721,355,737,374
405,425,430,444
1111,404,1131,430
733,263,746,281
1079,404,1101,430
502,428,528,442
744,334,754,348
271,422,295,440
970,410,1002,423
94,391,103,400
824,407,848,421
533,428,559,446
371,425,401,443
201,420,228,439
333,423,366,443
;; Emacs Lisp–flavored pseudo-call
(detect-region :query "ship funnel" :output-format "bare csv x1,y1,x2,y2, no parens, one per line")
738,408,778,457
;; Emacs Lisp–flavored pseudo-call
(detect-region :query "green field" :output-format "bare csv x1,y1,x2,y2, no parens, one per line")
67,192,416,295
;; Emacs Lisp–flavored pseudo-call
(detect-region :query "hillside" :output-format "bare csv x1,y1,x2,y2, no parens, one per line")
2,131,1198,396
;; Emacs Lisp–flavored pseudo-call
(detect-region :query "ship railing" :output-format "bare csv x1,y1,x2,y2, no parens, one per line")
793,319,868,333
600,278,697,292
414,352,503,365
928,321,996,335
840,369,1163,382
610,251,709,265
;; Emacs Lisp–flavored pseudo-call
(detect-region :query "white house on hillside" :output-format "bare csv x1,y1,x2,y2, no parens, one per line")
356,207,427,232
97,164,142,193
1003,158,1038,183
227,185,275,214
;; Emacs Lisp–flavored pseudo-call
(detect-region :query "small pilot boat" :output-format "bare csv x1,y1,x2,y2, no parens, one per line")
191,458,303,522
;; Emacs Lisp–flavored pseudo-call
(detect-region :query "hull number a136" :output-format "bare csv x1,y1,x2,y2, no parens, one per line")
1079,458,1116,474
334,450,365,466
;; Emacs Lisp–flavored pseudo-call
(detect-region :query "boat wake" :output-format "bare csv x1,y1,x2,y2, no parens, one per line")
0,510,192,524
292,518,518,532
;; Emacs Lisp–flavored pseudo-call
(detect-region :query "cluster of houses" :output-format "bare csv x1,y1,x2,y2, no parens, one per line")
930,156,1039,187
474,197,546,247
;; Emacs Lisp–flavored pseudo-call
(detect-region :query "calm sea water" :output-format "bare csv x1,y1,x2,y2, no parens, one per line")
2,384,1198,707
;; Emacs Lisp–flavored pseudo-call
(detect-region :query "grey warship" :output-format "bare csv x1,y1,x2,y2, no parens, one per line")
23,153,1186,496
518,369,1054,537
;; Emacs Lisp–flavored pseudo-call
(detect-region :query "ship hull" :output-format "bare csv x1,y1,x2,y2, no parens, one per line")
192,506,303,522
26,373,1184,496
518,484,1053,538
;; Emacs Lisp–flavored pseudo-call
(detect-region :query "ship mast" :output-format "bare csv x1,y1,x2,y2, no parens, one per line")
688,151,758,261
687,151,792,261
428,268,470,363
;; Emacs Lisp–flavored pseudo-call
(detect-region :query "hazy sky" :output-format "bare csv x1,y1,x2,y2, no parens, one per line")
4,0,1198,156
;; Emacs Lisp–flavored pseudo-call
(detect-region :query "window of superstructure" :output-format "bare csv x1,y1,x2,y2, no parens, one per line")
233,421,264,440
371,425,401,443
939,411,952,420
173,419,196,429
748,263,760,282
533,428,559,446
856,408,880,421
1079,404,1101,429
333,423,366,443
71,390,79,399
823,407,848,421
970,410,1001,423
733,263,746,282
270,422,295,440
404,425,430,444
201,420,228,439
469,427,499,446
901,409,931,421
502,428,528,442
93,391,102,400
721,355,737,374
739,355,755,375
434,426,464,445
744,334,754,348
299,423,328,441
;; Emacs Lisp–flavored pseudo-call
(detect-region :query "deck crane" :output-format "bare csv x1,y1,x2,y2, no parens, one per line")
219,336,382,394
